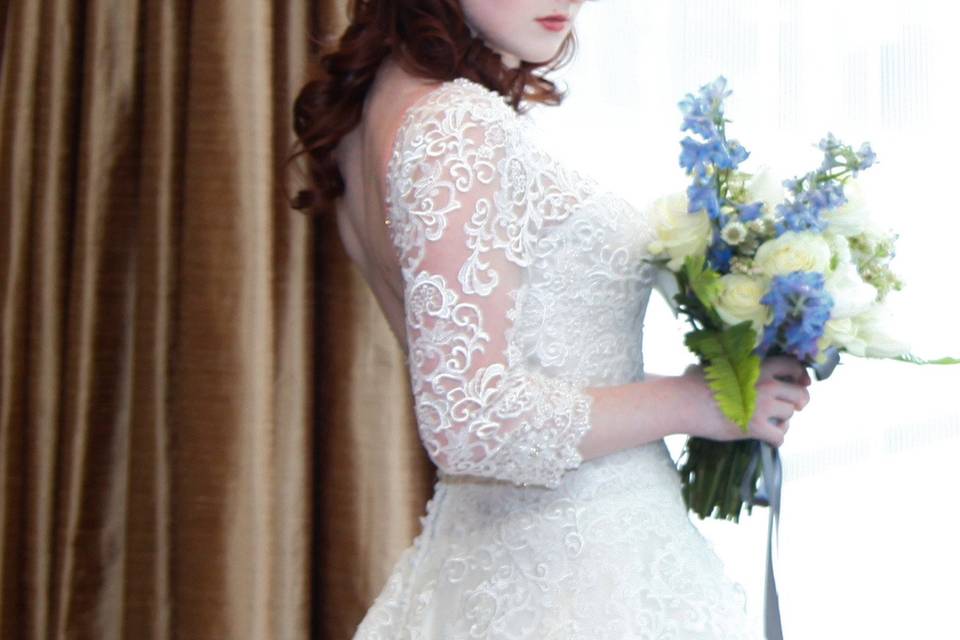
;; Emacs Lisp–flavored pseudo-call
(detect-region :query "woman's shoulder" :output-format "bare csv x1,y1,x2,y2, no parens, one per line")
386,77,531,189
414,77,514,113
395,77,521,142
390,76,604,195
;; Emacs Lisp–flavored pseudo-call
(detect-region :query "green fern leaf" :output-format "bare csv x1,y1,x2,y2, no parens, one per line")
685,323,762,431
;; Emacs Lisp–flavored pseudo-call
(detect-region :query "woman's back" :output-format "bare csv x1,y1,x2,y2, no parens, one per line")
334,60,450,349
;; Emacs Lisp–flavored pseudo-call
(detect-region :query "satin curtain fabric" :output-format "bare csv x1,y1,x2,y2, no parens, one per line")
0,1,431,638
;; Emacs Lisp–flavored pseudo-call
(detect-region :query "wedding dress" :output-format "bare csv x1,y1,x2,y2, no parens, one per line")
353,77,756,639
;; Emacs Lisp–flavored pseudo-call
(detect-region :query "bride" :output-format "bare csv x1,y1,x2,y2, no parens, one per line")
291,1,811,637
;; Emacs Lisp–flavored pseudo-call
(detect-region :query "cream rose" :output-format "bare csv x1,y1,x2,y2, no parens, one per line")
715,274,770,338
825,262,878,319
647,191,712,272
753,231,832,278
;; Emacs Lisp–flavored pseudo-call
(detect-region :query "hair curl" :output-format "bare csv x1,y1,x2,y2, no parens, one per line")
288,0,578,217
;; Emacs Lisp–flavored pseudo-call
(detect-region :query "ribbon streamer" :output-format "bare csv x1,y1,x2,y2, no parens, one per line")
760,443,783,640
752,351,839,639
740,442,782,640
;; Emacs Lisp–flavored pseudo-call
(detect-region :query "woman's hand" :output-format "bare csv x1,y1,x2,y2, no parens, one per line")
682,356,812,447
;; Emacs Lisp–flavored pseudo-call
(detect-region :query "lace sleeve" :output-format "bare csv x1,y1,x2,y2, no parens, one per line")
386,82,594,489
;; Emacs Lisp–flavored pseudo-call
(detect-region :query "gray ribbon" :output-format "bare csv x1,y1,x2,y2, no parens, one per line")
760,442,783,640
747,351,838,640
740,442,782,640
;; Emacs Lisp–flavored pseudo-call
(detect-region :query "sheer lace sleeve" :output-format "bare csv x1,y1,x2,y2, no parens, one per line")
385,80,594,489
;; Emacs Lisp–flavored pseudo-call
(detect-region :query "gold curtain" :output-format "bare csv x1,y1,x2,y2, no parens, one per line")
0,1,432,638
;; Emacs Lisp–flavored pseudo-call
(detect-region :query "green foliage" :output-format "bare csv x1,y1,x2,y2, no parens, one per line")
684,255,722,310
895,354,960,365
685,323,761,431
679,438,762,522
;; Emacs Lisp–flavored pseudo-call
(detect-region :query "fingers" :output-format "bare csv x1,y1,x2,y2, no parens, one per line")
752,418,789,447
780,368,812,387
757,379,810,411
761,356,808,385
774,383,810,411
765,398,796,424
749,360,812,448
751,396,795,447
772,419,791,447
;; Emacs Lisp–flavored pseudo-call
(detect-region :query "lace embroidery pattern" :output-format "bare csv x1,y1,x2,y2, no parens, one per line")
385,78,648,489
356,78,756,638
355,448,755,639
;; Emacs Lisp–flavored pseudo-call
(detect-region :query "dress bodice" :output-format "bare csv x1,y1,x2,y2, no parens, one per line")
386,78,658,489
360,77,757,640
512,186,656,388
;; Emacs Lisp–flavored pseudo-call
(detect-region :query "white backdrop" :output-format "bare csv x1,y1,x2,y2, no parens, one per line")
529,1,960,637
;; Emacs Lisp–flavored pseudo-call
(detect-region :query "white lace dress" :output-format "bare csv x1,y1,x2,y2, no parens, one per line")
353,77,756,639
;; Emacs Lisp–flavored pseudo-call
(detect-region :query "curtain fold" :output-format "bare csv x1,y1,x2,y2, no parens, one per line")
1,1,431,638
314,226,435,638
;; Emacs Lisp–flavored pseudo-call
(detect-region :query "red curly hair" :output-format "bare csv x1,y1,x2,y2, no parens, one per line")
288,0,579,217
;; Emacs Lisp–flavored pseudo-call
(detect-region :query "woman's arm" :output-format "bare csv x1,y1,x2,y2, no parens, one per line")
579,359,811,462
388,82,810,488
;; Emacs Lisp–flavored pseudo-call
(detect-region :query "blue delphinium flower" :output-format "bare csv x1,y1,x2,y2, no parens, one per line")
735,201,764,222
678,76,752,237
854,143,876,175
758,272,834,361
783,177,802,194
818,182,846,208
688,181,721,220
775,179,847,235
680,136,747,175
708,234,734,272
774,156,854,236
679,77,732,127
817,132,842,152
679,101,718,139
775,201,818,234
726,140,750,169
698,76,733,109
679,138,714,175
816,134,878,179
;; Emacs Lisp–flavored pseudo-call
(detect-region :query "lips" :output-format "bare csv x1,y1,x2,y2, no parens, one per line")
536,15,569,32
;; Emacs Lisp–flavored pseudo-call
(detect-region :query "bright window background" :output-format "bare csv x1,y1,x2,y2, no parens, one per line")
529,1,960,637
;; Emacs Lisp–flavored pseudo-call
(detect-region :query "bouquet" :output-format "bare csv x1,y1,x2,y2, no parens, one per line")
647,77,958,522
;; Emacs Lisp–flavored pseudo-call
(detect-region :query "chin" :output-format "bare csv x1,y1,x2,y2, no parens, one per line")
516,47,564,66
491,36,566,69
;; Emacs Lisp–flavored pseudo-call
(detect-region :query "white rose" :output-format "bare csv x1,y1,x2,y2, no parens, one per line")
855,305,911,358
825,262,878,319
822,317,867,356
647,191,712,272
753,231,832,278
715,274,770,338
746,166,788,217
